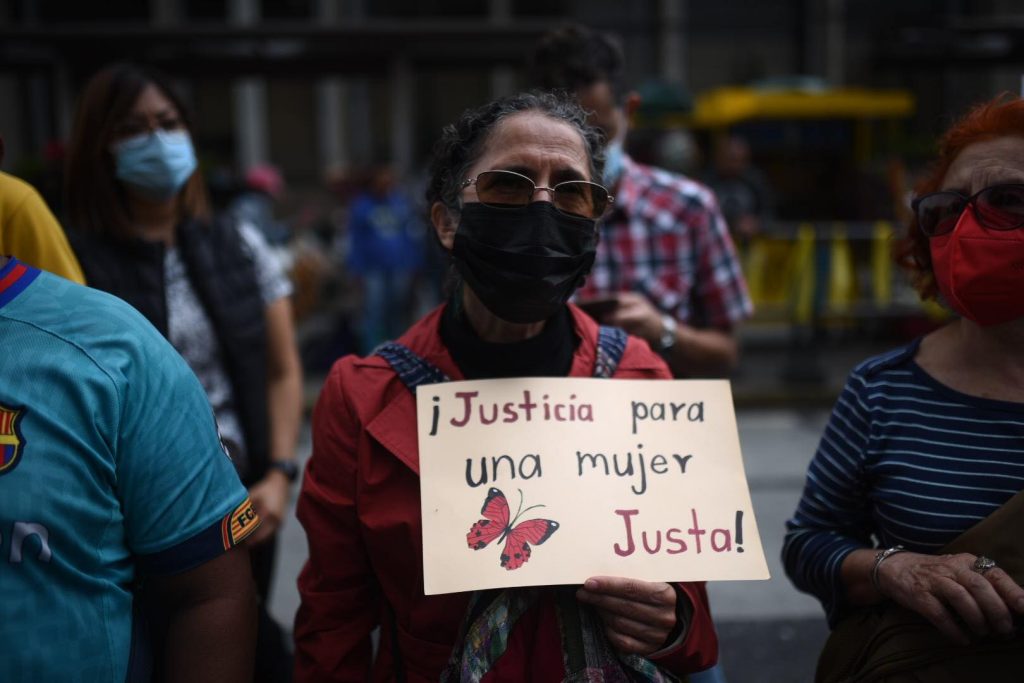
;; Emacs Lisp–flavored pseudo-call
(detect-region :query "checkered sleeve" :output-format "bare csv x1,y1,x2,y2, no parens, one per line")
688,190,753,328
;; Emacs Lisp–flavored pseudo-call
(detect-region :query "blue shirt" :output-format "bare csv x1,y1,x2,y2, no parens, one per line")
0,258,258,682
782,340,1024,625
345,191,423,274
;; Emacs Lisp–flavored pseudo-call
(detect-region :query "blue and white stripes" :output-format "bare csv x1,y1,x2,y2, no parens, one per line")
782,340,1024,626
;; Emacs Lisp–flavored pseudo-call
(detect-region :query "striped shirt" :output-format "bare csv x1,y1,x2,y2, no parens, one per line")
782,339,1024,625
575,155,753,329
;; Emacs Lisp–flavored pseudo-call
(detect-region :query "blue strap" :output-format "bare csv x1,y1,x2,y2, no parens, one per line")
375,342,450,392
376,324,627,392
593,325,627,379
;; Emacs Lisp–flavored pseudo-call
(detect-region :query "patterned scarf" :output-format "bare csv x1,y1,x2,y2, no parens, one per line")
441,587,680,683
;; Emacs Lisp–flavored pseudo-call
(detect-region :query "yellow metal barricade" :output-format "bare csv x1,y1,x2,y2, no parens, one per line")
826,224,856,317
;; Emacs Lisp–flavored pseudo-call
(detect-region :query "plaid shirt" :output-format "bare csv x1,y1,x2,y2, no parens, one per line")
577,155,753,329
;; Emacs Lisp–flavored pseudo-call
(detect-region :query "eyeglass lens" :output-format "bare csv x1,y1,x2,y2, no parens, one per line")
916,184,1024,236
474,170,608,219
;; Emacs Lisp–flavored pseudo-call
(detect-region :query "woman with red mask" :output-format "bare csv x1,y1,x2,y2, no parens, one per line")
783,95,1024,680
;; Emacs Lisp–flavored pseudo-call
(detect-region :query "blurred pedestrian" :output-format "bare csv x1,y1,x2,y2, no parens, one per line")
229,162,291,246
784,94,1024,681
63,63,302,683
531,24,752,378
345,164,424,351
0,254,259,682
294,91,718,682
0,136,85,283
705,134,774,243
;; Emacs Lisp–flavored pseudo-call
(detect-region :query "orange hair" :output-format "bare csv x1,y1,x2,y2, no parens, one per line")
895,94,1024,299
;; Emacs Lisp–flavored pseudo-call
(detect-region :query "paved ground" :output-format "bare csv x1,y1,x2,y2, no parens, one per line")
705,409,832,682
268,406,838,682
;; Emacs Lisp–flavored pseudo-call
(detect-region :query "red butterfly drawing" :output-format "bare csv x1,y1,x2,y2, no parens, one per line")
466,487,559,570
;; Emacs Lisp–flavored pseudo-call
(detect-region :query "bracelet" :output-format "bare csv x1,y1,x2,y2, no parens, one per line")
871,545,906,591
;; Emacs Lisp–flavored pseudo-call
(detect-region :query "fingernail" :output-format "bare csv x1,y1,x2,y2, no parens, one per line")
584,579,599,591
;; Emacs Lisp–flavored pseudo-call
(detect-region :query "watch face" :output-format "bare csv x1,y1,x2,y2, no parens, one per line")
659,315,677,350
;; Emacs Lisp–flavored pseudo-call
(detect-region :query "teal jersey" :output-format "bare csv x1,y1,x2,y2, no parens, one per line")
0,259,259,682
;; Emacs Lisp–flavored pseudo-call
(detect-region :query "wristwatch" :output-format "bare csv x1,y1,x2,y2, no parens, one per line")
268,460,300,483
658,314,677,351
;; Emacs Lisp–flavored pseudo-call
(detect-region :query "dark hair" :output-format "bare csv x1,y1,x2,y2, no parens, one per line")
425,90,604,210
895,94,1024,299
529,24,628,104
65,63,209,239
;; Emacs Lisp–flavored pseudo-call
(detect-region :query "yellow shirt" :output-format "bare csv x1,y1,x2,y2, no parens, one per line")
0,171,85,284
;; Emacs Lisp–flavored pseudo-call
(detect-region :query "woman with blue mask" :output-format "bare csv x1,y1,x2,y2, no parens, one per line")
64,63,301,683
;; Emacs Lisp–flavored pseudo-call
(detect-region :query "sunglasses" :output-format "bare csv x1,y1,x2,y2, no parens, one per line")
911,183,1024,237
461,169,613,220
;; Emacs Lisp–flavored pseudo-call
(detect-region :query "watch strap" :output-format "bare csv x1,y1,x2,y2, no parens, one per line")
268,460,299,483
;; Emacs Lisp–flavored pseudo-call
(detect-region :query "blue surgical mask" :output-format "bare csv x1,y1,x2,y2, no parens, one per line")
112,130,197,200
602,138,625,187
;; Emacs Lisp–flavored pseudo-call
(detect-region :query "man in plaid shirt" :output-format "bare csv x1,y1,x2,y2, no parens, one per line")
532,25,752,377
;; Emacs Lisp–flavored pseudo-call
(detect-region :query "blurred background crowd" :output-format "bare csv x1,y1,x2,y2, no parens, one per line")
4,2,1024,680
5,0,1023,394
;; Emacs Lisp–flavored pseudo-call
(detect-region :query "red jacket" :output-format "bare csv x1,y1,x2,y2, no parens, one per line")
295,305,719,682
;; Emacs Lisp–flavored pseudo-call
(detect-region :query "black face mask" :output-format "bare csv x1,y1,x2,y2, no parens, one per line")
451,202,598,324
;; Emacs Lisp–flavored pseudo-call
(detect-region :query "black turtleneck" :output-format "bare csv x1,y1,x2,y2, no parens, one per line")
439,296,579,380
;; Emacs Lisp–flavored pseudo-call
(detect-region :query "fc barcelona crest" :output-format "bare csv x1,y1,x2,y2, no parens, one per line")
0,404,26,476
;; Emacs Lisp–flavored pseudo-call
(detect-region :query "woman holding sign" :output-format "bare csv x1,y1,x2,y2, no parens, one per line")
295,91,718,681
784,95,1024,681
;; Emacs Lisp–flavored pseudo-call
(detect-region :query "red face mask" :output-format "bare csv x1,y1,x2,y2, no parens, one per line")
930,207,1024,326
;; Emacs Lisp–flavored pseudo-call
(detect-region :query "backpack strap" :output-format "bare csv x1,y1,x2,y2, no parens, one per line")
375,341,451,392
377,326,626,389
593,325,628,378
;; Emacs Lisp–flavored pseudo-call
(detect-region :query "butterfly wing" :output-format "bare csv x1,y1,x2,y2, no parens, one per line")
466,487,510,550
500,518,559,570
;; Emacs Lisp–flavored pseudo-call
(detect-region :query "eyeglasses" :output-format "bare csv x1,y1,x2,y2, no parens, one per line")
911,183,1024,237
112,115,185,142
461,169,613,220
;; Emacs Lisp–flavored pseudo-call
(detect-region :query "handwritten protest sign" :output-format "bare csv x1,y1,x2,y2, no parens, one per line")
419,377,769,595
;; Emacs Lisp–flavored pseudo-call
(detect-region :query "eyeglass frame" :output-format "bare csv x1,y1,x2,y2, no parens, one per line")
911,182,1024,237
459,169,614,219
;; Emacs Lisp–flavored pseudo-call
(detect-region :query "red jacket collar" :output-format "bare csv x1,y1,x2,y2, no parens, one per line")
363,303,660,475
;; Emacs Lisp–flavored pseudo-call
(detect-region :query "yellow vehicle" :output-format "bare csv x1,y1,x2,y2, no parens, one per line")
661,82,943,328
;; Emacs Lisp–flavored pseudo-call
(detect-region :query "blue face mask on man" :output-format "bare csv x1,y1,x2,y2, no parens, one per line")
111,130,197,200
602,139,624,187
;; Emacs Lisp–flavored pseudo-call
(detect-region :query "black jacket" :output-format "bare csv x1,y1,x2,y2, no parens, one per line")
71,216,270,483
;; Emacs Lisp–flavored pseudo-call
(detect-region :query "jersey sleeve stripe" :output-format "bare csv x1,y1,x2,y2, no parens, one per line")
136,496,260,575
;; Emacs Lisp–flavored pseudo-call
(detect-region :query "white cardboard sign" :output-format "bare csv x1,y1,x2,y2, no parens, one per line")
418,377,770,595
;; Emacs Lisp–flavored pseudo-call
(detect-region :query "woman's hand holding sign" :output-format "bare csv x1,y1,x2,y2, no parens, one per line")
576,576,684,655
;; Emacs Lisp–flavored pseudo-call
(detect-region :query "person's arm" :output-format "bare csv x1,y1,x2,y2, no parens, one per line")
604,292,738,376
247,295,303,545
840,546,1024,645
294,364,380,681
114,305,263,680
781,371,876,625
152,546,257,683
780,362,1024,642
663,322,738,377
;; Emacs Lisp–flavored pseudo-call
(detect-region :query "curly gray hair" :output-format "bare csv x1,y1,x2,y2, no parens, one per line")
425,90,605,210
